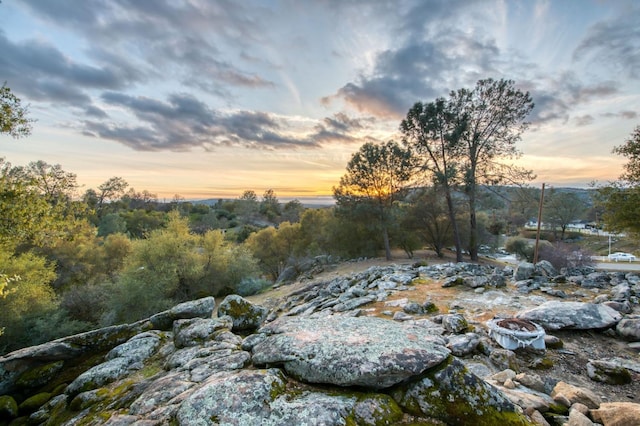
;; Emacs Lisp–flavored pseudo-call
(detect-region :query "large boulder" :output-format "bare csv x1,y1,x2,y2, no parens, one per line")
616,317,640,341
515,301,622,330
252,315,450,389
217,295,268,331
391,358,532,425
590,402,640,426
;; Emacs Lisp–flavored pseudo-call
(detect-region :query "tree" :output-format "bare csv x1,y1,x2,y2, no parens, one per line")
613,125,640,183
334,141,415,260
453,78,535,260
403,187,454,258
10,160,78,205
597,125,640,235
260,189,281,222
95,177,129,215
236,190,259,224
1,82,34,138
544,190,585,240
401,99,465,261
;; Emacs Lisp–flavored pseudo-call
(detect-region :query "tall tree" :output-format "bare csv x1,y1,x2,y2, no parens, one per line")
454,79,535,260
333,141,415,260
0,82,34,138
11,161,78,205
401,99,465,262
94,177,129,215
544,190,585,240
597,125,640,235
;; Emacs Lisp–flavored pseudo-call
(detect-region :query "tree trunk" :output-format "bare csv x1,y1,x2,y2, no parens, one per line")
382,225,392,261
468,189,479,261
445,189,463,262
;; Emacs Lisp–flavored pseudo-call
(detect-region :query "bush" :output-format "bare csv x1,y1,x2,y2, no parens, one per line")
504,237,534,261
538,242,594,271
234,277,272,297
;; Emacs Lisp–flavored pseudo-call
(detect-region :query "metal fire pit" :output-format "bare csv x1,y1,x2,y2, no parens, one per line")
486,318,546,350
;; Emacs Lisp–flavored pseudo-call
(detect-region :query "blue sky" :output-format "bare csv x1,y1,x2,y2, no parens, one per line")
1,0,638,200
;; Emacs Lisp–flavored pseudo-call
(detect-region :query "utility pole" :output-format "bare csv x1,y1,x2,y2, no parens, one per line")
533,183,545,264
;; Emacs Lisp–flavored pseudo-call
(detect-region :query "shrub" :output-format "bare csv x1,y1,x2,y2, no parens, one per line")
538,242,594,271
234,277,272,297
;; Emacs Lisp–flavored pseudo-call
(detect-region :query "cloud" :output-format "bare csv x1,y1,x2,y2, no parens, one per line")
601,110,638,120
526,73,619,125
19,0,276,98
573,7,640,79
574,115,594,126
323,27,503,118
88,93,374,151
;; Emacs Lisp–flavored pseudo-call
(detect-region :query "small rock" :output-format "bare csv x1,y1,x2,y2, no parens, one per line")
586,360,632,385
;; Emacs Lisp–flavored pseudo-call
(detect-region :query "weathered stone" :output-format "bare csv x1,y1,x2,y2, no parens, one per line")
514,262,535,281
217,295,268,331
252,315,450,389
447,333,480,357
129,372,194,416
616,317,640,341
586,360,632,385
551,381,601,409
175,369,285,425
441,313,468,334
173,317,232,348
392,358,531,425
535,260,557,277
590,402,640,426
149,297,216,330
516,301,622,330
568,408,594,426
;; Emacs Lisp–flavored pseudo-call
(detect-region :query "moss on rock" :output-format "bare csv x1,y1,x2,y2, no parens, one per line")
18,392,51,414
0,395,18,419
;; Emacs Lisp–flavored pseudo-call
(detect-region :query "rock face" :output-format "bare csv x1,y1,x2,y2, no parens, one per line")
0,262,639,425
516,301,623,330
252,315,451,389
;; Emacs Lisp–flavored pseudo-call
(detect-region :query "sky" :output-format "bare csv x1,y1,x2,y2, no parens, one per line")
1,0,639,201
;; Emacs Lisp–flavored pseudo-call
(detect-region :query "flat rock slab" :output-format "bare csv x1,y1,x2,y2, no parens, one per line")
516,301,622,330
252,315,450,389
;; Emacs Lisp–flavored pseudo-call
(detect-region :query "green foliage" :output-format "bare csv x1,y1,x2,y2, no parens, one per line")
245,220,319,280
613,125,640,184
597,125,640,236
120,209,166,238
0,243,88,352
504,237,534,262
334,141,415,260
1,82,34,138
98,213,127,236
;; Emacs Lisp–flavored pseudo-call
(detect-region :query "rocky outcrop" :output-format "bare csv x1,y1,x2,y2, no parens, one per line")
252,315,451,389
0,263,638,425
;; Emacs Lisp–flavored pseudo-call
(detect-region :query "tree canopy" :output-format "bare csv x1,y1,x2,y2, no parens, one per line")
0,83,34,138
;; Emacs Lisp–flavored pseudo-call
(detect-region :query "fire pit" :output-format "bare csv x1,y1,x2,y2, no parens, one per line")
486,318,546,350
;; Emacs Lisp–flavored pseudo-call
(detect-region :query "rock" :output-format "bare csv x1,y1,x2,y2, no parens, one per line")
392,311,414,321
149,296,216,330
516,301,622,330
173,317,232,348
0,395,18,419
403,301,425,314
176,369,286,425
586,360,632,385
391,358,532,425
535,260,557,277
217,295,268,331
65,331,162,398
514,262,535,280
551,381,601,409
515,373,546,393
489,348,518,371
590,402,640,426
441,313,468,334
252,315,450,389
18,391,52,413
568,408,594,426
616,318,640,341
447,333,480,357
129,372,194,416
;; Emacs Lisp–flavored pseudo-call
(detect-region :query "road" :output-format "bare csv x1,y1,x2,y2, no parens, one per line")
593,262,640,272
494,255,640,272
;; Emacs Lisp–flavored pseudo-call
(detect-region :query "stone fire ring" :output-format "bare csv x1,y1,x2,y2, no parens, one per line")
486,318,546,350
